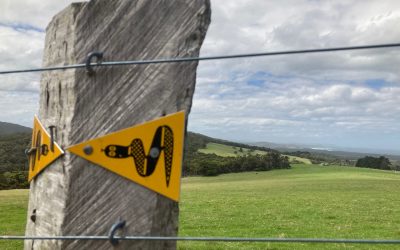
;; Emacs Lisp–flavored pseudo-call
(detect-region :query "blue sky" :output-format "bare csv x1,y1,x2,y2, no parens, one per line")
1,0,400,153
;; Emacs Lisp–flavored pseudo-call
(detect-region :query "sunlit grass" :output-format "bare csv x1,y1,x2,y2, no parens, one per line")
178,164,400,249
0,189,28,250
283,155,312,164
1,165,400,249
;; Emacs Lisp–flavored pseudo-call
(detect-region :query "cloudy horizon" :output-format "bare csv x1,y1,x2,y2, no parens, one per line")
1,0,400,153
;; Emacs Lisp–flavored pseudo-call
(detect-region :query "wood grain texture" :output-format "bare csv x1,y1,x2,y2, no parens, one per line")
24,1,210,249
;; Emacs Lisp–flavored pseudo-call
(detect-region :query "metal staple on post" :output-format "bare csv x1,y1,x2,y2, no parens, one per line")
108,219,126,246
85,52,104,75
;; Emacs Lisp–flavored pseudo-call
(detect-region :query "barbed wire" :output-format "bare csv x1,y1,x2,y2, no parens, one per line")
1,235,400,244
0,42,399,75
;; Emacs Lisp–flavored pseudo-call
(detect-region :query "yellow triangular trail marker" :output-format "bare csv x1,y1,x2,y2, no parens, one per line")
67,111,186,202
28,116,64,181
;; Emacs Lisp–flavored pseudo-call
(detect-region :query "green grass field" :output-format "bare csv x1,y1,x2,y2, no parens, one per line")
0,189,28,250
179,164,400,249
1,165,400,249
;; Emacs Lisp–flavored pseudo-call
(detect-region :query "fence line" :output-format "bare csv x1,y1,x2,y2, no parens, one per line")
1,42,400,246
1,235,400,244
0,42,400,75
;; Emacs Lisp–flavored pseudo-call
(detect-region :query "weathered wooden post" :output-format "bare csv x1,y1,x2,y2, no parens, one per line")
24,0,210,249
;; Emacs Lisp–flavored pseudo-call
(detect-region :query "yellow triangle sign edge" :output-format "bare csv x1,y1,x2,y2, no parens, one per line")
28,115,65,182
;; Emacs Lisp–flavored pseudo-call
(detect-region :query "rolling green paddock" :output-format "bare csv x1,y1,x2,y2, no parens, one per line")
1,165,399,249
179,164,400,249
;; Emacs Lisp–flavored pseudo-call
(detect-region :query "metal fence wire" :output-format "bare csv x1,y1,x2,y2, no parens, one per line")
1,42,400,245
0,43,400,75
1,236,400,244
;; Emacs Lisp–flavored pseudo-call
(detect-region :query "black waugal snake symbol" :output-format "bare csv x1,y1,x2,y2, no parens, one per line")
103,126,174,187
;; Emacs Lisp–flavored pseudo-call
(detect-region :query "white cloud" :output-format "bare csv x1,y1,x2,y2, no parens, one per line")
0,0,400,151
0,0,83,29
0,0,76,126
0,90,38,126
0,25,44,69
0,25,43,93
189,0,400,150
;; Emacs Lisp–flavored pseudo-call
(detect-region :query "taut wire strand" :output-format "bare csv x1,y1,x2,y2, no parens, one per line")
1,43,400,75
0,235,400,244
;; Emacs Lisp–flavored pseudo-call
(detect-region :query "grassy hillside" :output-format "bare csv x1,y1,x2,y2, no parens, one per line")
2,164,399,249
0,122,31,136
198,142,268,157
284,155,312,164
198,142,312,164
184,133,290,176
187,132,276,154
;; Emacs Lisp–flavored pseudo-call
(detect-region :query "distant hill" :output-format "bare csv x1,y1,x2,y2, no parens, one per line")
0,132,31,173
252,141,400,162
198,142,268,157
0,132,31,189
186,131,277,154
0,122,31,136
184,132,291,176
0,123,32,189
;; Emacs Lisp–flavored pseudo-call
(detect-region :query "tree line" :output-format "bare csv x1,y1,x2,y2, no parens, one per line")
355,155,400,170
0,133,30,190
0,131,291,189
183,132,291,176
284,150,355,165
2,130,399,189
183,152,291,176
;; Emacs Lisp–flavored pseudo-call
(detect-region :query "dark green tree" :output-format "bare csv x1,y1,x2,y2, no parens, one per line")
355,156,392,170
